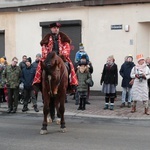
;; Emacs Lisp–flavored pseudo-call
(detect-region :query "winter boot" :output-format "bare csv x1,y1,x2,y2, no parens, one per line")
104,103,109,110
22,105,29,112
127,102,131,108
144,108,150,115
12,107,17,113
131,106,136,113
7,108,13,113
120,102,125,108
34,105,39,112
78,98,82,110
110,104,114,110
82,98,86,111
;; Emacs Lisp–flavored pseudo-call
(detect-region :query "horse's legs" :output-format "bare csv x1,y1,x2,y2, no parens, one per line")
50,97,55,121
40,96,50,134
59,94,66,130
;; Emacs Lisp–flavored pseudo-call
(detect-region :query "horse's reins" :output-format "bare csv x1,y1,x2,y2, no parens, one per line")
47,68,66,96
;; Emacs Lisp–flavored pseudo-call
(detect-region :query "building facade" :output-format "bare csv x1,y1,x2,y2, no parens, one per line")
1,0,150,91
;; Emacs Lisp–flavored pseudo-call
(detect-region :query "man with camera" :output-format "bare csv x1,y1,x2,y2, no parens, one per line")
130,54,150,115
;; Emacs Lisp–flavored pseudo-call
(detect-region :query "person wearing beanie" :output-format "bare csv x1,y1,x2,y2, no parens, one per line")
75,43,89,63
0,58,7,103
21,57,39,112
75,54,94,105
130,54,150,115
119,55,135,108
76,61,93,110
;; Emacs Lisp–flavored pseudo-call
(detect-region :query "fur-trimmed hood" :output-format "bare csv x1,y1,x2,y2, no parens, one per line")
40,31,71,46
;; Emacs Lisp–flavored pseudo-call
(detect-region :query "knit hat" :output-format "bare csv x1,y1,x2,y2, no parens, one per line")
136,54,144,62
26,57,32,63
127,54,133,61
79,43,84,51
79,61,87,66
0,58,5,64
36,53,41,57
81,54,87,59
3,56,6,60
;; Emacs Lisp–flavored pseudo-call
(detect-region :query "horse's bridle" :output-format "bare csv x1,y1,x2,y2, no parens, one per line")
47,68,66,96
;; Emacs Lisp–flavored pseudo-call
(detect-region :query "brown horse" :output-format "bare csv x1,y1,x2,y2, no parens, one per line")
40,51,68,134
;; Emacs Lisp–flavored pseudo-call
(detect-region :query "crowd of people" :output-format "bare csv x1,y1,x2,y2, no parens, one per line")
100,53,150,115
0,55,41,113
0,22,150,115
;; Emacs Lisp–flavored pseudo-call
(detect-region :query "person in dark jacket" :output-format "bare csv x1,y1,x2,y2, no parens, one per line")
19,55,27,70
119,55,135,108
100,55,118,110
21,57,39,112
32,53,42,99
32,53,41,70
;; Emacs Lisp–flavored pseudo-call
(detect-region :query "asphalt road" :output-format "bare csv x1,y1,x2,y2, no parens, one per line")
0,113,150,150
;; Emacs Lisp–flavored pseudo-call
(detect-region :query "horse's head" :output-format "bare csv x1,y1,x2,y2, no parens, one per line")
43,51,59,74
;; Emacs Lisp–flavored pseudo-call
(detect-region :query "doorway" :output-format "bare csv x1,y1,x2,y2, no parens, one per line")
0,30,5,57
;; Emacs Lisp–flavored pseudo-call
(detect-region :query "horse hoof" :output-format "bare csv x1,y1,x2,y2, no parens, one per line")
60,128,67,133
56,118,61,125
40,129,48,135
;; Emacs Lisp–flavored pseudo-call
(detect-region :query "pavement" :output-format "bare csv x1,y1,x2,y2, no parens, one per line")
1,94,150,120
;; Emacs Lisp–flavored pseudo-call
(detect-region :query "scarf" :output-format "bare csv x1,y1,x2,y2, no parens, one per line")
135,62,147,74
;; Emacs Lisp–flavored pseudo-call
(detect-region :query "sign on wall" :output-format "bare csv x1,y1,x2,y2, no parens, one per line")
111,25,122,30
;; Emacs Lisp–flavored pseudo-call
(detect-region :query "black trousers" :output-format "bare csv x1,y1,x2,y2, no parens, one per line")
105,93,115,103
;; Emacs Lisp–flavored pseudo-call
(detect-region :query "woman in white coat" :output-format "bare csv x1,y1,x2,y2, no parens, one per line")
130,54,150,115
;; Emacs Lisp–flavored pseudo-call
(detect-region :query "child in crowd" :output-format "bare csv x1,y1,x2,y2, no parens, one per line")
76,61,93,110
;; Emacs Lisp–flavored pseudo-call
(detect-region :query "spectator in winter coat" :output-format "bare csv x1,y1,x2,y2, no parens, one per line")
32,53,42,99
19,55,27,70
0,58,7,103
100,55,118,110
2,57,21,113
75,54,93,105
75,43,89,64
32,53,41,70
76,61,93,110
119,55,135,108
21,57,39,112
130,54,150,115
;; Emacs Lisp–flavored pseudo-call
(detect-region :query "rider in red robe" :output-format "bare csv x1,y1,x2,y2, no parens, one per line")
33,22,78,88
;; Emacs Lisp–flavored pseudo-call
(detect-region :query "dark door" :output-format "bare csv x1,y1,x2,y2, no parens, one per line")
0,30,5,57
40,20,81,64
